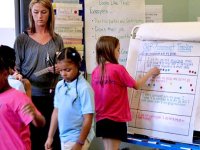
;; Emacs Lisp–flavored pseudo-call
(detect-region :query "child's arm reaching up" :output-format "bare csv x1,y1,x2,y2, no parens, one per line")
134,67,160,90
22,103,46,127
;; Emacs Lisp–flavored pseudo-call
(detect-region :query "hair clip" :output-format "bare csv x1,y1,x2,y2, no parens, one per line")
72,53,76,56
56,51,61,56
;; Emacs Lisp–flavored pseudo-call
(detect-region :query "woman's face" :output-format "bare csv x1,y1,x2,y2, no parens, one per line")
114,43,120,60
31,3,50,27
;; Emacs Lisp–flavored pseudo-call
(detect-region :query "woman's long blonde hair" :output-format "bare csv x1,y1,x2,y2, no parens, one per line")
28,0,55,38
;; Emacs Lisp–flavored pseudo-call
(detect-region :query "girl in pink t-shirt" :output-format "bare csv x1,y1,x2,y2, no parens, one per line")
0,45,46,150
91,36,160,150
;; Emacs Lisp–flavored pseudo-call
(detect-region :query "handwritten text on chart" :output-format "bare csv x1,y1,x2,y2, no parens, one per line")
141,42,193,53
131,91,194,116
136,73,197,94
127,40,200,143
129,110,190,135
136,56,199,75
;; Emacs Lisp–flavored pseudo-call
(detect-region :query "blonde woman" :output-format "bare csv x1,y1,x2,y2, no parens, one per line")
14,0,64,149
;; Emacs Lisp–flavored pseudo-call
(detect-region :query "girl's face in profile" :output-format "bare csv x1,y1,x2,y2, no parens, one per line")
114,43,120,60
32,3,49,27
58,60,79,82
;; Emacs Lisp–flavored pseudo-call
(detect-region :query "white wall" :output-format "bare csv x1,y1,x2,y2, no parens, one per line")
0,0,15,47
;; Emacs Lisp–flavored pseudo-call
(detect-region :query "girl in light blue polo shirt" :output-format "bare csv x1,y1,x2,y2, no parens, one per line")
45,47,95,150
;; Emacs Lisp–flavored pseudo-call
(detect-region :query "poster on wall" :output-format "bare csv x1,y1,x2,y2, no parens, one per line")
145,5,163,23
53,2,84,56
127,39,200,143
85,0,145,74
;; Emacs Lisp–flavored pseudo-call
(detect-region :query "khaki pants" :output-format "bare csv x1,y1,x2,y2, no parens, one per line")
61,139,90,150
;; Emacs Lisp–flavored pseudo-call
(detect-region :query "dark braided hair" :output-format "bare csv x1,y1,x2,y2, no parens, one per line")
0,55,6,71
0,45,16,70
57,47,81,68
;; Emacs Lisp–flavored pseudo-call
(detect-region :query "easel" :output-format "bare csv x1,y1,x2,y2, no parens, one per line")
126,22,200,150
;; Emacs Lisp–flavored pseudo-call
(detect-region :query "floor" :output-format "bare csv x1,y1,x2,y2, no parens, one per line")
89,137,155,150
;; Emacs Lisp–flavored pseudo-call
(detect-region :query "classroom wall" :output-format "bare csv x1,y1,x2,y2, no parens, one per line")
146,0,200,22
188,0,200,21
0,1,16,47
145,0,189,22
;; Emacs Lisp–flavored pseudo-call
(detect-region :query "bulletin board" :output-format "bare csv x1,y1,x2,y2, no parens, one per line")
53,0,85,55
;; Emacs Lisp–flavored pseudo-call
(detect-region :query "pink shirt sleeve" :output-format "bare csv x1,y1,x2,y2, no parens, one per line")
16,96,33,126
10,89,42,126
118,65,137,88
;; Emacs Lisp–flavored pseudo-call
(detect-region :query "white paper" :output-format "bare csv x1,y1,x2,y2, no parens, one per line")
53,3,82,9
145,5,163,23
85,0,145,73
55,26,83,34
53,0,79,3
55,15,82,21
63,38,82,44
55,21,83,27
59,32,83,39
136,22,200,42
53,2,84,47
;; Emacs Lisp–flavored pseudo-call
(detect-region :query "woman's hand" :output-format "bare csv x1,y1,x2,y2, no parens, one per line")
13,71,23,80
48,64,60,74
